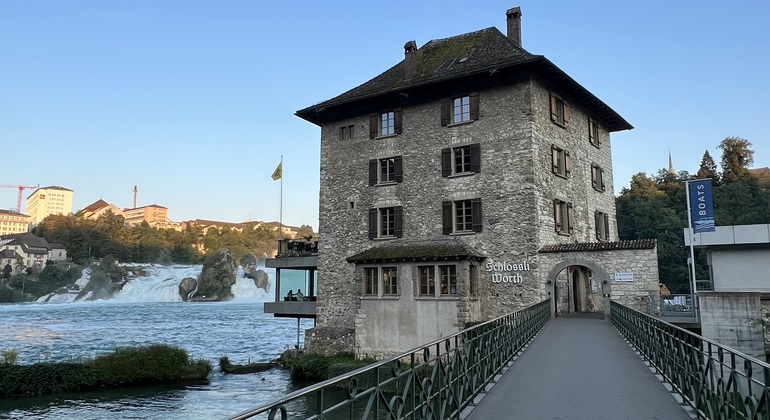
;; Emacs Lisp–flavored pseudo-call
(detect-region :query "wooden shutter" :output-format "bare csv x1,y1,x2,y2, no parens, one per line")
394,156,403,183
591,164,598,189
471,198,482,232
551,145,559,174
441,148,452,177
604,213,610,241
368,209,378,239
394,206,403,238
394,108,403,134
442,201,453,234
470,143,481,173
597,126,602,146
369,113,378,139
553,200,562,232
564,151,571,176
563,101,570,125
440,98,451,126
549,94,557,122
595,211,601,240
469,92,479,121
588,119,595,145
369,159,378,186
567,203,575,234
600,168,606,192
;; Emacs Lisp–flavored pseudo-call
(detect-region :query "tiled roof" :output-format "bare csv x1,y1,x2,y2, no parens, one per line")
347,237,487,263
0,249,21,259
539,239,656,253
82,199,111,213
1,232,52,250
297,27,631,132
38,186,73,192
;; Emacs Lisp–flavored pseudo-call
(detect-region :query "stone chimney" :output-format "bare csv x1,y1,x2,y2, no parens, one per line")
404,40,417,80
506,7,522,47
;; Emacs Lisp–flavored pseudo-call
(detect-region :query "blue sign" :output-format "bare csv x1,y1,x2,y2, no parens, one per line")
688,179,715,233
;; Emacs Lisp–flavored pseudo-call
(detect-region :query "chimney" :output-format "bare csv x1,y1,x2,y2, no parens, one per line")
506,7,522,47
404,40,417,80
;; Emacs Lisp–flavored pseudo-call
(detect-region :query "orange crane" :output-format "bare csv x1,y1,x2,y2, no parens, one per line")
0,185,38,213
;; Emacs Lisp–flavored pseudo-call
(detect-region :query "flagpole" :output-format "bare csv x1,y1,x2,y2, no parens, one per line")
684,180,698,322
279,155,283,241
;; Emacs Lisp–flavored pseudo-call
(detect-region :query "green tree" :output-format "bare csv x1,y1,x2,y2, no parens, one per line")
696,150,720,185
718,137,754,184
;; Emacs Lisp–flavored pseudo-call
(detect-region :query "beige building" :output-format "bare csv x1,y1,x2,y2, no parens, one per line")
0,232,67,272
123,204,170,227
81,199,125,220
0,209,31,235
26,186,74,225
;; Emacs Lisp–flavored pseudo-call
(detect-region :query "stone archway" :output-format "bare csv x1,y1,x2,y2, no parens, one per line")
545,257,612,319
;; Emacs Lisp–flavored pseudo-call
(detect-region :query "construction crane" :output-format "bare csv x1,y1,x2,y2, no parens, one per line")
0,185,38,213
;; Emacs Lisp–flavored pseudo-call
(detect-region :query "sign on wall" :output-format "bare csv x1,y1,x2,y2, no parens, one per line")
614,273,634,282
486,261,531,284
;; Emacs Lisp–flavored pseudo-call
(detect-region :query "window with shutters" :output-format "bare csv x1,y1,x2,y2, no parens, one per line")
553,199,574,235
442,198,482,234
442,144,480,176
551,145,571,178
339,125,355,140
368,206,403,239
363,267,398,297
369,156,403,185
588,119,601,147
549,93,569,127
591,164,606,192
595,211,610,242
441,92,479,126
369,109,402,138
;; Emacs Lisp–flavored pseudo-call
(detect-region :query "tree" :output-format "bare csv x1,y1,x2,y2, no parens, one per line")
696,150,720,185
718,137,754,184
296,224,316,239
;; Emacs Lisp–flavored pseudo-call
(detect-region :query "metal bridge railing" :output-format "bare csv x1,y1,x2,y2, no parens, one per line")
229,299,550,420
611,301,770,419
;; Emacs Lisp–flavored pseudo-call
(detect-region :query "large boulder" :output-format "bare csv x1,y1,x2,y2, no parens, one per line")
192,249,238,301
251,270,270,293
178,277,197,301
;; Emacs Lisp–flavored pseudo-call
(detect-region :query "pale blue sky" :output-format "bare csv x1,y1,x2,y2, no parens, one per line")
2,1,767,231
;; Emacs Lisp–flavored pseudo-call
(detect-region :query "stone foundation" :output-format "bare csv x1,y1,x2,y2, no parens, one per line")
303,326,355,356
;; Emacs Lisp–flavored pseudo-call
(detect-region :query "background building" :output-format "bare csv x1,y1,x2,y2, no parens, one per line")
0,209,30,235
25,186,74,225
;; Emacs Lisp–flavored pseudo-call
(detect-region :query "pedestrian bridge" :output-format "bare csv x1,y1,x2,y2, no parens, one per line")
229,301,770,420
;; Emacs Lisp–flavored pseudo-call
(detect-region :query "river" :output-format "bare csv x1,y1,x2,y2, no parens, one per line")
0,265,315,419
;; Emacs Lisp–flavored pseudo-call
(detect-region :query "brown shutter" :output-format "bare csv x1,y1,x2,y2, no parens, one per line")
471,198,482,232
551,145,559,174
595,211,601,240
470,143,481,173
563,101,570,125
442,201,453,234
564,151,571,176
597,126,603,146
368,209,378,239
588,119,595,145
549,94,557,122
441,148,452,177
394,108,403,134
567,203,575,234
369,113,378,139
591,164,598,189
553,200,562,232
469,92,479,121
441,98,451,126
369,159,378,186
394,206,403,238
604,213,610,240
600,168,606,192
394,156,403,183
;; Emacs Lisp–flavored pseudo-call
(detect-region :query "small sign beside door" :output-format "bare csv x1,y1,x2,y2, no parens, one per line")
614,273,634,282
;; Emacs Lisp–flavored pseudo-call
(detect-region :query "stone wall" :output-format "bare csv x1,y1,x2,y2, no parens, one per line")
303,326,355,356
699,292,765,359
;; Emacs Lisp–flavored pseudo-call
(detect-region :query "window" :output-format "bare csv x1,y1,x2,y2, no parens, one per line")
442,199,482,234
340,125,355,140
589,119,601,147
368,207,403,239
441,93,479,126
595,211,610,241
440,265,457,295
418,266,436,296
551,145,571,178
549,93,569,126
363,267,398,296
553,199,574,235
442,144,480,176
369,109,402,138
591,164,606,192
369,156,403,185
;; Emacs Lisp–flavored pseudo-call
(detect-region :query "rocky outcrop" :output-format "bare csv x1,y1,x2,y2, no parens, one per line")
178,277,197,301
191,249,237,301
251,270,270,292
241,253,270,292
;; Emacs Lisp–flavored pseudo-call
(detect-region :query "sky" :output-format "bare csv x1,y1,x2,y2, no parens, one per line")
1,1,768,231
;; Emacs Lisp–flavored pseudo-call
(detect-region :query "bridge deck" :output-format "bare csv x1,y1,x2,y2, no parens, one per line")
463,313,694,420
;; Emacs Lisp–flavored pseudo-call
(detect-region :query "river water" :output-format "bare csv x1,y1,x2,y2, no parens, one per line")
0,265,315,419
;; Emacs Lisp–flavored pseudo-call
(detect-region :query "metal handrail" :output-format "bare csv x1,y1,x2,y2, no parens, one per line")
228,299,550,420
611,301,770,419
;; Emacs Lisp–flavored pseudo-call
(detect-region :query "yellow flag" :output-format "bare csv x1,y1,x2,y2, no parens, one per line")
271,162,282,180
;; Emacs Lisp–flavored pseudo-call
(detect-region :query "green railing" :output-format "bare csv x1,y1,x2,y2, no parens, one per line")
229,299,550,420
611,301,770,419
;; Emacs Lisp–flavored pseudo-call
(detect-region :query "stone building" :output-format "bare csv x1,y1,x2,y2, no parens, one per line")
296,7,659,357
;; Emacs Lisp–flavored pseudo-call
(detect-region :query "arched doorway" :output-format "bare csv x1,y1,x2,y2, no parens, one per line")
545,258,611,318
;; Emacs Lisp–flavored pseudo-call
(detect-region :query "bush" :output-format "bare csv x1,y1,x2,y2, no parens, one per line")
282,352,375,381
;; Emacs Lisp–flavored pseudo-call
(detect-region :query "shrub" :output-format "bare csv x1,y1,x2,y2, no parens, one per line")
2,349,18,365
282,352,374,381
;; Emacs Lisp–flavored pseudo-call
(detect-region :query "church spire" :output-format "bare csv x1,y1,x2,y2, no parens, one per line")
668,150,676,175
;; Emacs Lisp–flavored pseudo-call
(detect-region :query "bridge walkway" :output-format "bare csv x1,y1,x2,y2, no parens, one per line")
462,312,695,420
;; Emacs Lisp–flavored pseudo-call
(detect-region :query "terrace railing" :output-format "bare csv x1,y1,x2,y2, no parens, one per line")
611,301,770,419
229,299,550,420
276,240,318,258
